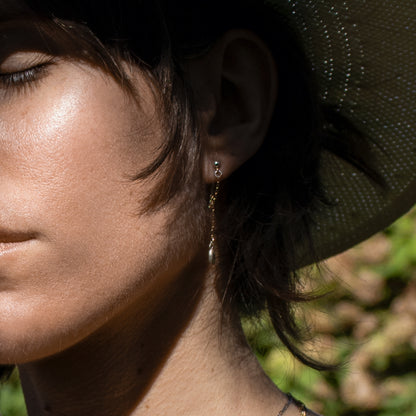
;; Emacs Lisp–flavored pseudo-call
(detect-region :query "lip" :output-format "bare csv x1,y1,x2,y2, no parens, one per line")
0,231,36,255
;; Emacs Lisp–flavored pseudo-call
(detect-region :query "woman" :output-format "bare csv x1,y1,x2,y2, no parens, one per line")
0,0,415,415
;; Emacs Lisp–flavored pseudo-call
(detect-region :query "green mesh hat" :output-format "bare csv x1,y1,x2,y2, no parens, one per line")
269,0,416,263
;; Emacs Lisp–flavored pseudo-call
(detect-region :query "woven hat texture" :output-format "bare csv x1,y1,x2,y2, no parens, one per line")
269,0,416,262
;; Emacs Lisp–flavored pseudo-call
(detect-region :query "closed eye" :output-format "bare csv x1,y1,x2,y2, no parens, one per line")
0,53,55,95
0,64,49,88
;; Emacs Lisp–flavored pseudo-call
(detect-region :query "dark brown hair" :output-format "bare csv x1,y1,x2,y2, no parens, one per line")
0,0,381,380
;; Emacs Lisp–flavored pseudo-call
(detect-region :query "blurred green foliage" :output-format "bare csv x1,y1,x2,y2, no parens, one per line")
245,208,416,416
0,371,26,416
1,209,415,415
382,212,416,278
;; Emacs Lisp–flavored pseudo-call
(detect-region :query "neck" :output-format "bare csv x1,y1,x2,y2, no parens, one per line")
19,260,287,416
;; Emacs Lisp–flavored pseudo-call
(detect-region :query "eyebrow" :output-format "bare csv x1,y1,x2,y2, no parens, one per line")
0,20,55,58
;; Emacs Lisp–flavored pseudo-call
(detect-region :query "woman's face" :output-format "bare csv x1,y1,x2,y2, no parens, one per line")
0,21,202,363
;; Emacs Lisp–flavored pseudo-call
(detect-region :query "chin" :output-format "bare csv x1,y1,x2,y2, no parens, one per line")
0,313,85,365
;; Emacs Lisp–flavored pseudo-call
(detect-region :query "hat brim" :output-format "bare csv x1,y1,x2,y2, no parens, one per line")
271,0,416,264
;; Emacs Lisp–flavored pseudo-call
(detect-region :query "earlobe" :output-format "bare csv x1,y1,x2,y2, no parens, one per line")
186,29,278,183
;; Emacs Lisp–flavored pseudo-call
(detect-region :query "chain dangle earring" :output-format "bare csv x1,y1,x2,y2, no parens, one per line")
208,161,223,265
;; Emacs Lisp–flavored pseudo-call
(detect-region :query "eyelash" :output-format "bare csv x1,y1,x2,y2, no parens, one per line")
0,63,51,92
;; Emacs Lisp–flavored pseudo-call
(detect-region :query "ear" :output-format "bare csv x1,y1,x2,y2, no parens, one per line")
186,30,278,183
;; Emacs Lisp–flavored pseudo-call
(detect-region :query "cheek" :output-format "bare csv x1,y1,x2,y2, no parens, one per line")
0,66,202,363
0,67,157,269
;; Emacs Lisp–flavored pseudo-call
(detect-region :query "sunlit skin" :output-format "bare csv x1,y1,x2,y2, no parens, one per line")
0,15,320,416
0,50,202,362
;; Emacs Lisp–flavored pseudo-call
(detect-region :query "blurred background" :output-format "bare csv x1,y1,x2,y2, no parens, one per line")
1,208,416,416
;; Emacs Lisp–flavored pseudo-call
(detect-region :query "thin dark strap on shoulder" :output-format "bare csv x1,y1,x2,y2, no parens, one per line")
277,394,293,416
290,393,310,416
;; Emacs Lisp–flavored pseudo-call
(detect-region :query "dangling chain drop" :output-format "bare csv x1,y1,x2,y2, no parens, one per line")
208,161,222,265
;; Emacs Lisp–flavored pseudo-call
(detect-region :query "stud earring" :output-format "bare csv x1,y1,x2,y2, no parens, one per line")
208,161,222,265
